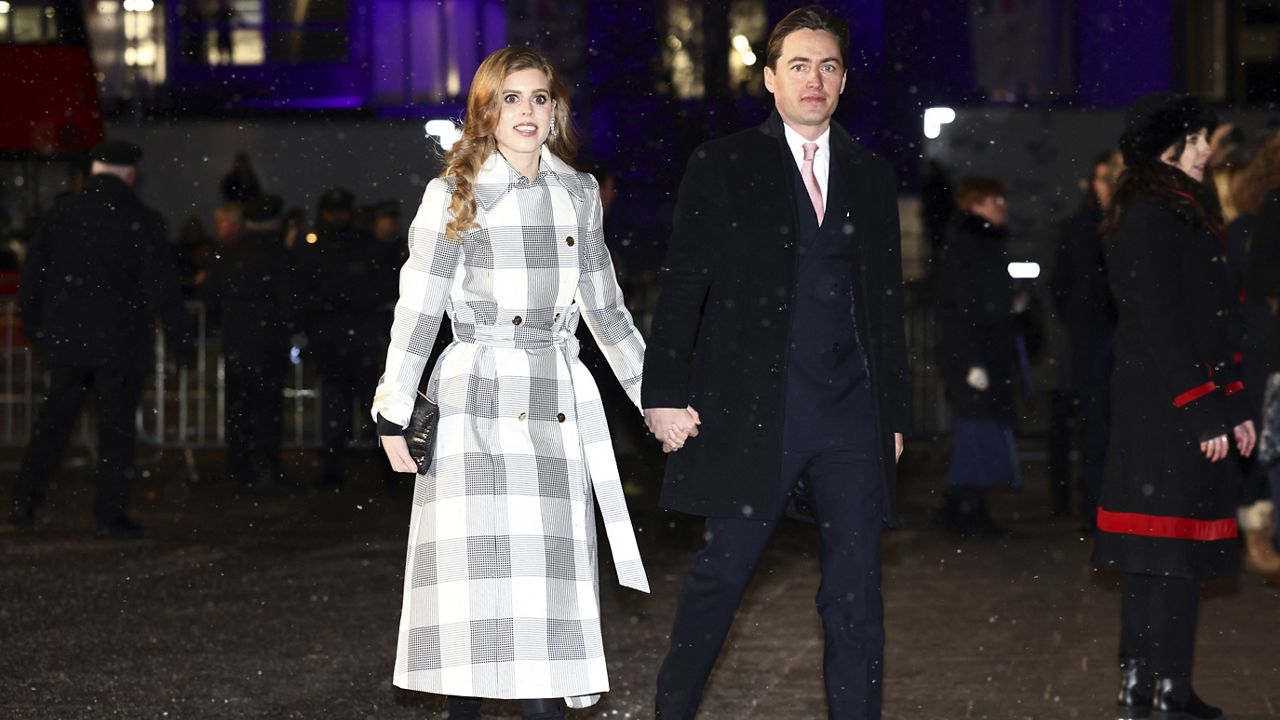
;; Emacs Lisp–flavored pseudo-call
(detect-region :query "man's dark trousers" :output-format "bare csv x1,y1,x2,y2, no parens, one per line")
13,365,144,524
656,162,885,719
654,385,885,719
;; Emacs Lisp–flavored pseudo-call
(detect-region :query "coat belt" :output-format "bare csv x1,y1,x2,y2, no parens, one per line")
455,316,650,593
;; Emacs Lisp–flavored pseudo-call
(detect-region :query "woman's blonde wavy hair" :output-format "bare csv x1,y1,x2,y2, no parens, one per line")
441,46,580,241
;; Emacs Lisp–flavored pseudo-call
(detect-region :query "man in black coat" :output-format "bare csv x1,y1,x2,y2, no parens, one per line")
642,7,909,719
205,194,292,488
293,188,396,485
8,141,193,538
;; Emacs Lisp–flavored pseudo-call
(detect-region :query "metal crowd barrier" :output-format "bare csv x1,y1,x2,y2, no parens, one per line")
0,299,345,460
1,294,955,462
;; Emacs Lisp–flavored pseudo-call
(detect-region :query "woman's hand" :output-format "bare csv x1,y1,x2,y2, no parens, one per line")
381,434,417,473
1234,419,1257,458
1200,434,1229,463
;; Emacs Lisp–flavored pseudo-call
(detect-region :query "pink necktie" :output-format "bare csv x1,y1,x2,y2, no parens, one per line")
801,142,824,225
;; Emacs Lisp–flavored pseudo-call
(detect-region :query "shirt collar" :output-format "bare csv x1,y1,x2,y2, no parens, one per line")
474,145,583,211
781,122,831,161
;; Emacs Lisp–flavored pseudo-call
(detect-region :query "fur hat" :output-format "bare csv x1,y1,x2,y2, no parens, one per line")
1119,93,1217,168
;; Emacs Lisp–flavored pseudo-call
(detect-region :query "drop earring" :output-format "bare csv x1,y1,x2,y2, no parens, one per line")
549,118,557,139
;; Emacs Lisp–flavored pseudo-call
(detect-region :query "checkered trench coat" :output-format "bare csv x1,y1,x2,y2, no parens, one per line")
371,147,649,708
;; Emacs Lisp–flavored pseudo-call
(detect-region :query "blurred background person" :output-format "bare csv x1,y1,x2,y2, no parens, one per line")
220,152,261,204
212,200,245,251
1097,93,1253,720
175,213,213,296
205,194,292,489
293,187,393,486
7,141,193,538
1049,150,1119,531
934,176,1026,537
1238,130,1280,579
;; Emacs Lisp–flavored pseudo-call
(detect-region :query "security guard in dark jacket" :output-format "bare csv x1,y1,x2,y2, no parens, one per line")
206,194,291,488
8,141,192,538
293,188,395,484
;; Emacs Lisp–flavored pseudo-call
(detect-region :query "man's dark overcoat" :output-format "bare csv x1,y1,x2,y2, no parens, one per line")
641,111,910,521
19,174,191,368
1094,194,1249,579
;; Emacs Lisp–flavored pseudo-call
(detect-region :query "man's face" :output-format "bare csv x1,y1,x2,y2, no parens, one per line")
763,29,846,138
213,210,241,243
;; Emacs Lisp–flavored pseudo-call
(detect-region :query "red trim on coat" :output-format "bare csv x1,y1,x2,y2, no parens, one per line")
1224,380,1245,396
1168,188,1225,240
1173,380,1217,407
1233,352,1243,364
1096,507,1238,541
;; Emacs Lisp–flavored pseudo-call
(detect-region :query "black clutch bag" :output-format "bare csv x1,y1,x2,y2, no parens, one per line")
403,391,439,474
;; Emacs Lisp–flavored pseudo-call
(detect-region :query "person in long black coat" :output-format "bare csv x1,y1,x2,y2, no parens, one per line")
292,188,395,485
8,141,193,537
642,8,909,717
1096,93,1255,720
205,195,292,488
934,177,1025,535
1049,152,1119,528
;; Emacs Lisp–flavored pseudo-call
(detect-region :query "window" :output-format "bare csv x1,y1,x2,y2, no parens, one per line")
175,0,349,66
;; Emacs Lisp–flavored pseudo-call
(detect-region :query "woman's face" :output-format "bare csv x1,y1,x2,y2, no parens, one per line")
1162,128,1211,182
492,68,556,164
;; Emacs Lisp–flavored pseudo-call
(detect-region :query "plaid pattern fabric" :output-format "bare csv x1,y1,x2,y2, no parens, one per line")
372,147,648,707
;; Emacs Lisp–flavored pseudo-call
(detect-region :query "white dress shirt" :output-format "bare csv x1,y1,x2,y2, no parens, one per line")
781,122,831,206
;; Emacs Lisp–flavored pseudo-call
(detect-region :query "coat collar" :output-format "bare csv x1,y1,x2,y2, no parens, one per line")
474,145,584,212
758,109,863,171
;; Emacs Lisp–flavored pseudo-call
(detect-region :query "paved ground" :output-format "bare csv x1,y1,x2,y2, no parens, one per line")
2,442,1278,719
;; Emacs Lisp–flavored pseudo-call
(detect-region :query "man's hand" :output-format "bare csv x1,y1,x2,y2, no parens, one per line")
380,434,417,473
644,406,701,453
1234,419,1257,458
965,366,989,391
894,433,903,463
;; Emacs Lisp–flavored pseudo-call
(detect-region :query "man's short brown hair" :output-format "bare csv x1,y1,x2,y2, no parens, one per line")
765,5,849,71
953,177,1006,211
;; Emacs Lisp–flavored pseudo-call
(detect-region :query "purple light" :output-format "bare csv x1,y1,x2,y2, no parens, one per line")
241,95,366,110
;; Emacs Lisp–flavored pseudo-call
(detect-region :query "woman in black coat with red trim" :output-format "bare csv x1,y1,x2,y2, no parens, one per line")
1096,93,1256,720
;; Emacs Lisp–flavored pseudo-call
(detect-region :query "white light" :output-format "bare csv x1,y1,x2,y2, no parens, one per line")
123,0,154,12
425,119,462,152
0,1,12,13
1007,262,1040,279
741,51,757,66
732,34,751,52
923,106,956,140
96,0,117,13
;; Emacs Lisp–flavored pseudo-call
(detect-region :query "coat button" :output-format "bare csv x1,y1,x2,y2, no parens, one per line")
556,413,566,423
769,363,780,374
777,302,788,312
554,312,561,321
512,315,523,325
518,412,527,421
566,236,575,246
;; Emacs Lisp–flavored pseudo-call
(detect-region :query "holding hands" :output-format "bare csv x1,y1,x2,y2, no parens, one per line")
644,406,701,453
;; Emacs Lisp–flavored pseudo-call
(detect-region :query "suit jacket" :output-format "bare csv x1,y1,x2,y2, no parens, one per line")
19,174,192,370
642,110,910,520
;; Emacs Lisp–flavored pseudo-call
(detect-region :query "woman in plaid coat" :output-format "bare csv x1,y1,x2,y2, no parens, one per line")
372,48,649,720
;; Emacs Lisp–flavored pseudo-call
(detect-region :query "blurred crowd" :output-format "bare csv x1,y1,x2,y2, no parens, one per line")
930,120,1280,583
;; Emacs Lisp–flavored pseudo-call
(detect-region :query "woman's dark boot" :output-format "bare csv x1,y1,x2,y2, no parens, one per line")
443,696,483,720
1152,678,1223,719
520,698,566,720
1115,658,1153,719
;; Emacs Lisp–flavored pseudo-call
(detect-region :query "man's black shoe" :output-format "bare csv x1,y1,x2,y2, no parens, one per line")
95,516,145,539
